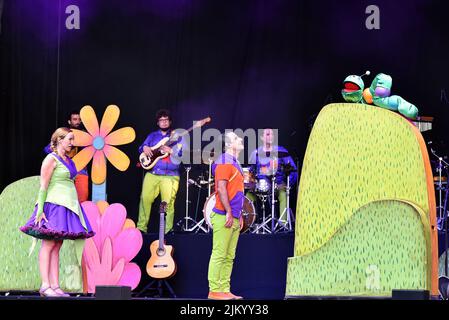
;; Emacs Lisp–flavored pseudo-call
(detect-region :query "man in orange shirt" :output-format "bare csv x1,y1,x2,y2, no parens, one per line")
208,132,245,300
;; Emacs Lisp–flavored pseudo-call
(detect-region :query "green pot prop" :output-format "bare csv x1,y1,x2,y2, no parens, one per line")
286,103,437,297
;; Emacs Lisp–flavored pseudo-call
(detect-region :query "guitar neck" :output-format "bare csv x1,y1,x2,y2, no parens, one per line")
165,118,210,146
165,128,192,146
159,210,165,249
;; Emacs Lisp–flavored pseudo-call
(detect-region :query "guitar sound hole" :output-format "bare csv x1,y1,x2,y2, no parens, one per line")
157,248,166,256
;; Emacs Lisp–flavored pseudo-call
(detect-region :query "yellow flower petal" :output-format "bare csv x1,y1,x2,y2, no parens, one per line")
100,105,120,137
92,151,106,184
123,219,136,230
103,145,130,171
72,129,93,147
71,146,95,172
104,127,136,146
80,105,99,137
96,200,109,215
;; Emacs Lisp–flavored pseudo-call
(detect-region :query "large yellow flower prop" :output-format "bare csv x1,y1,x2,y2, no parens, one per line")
72,105,135,184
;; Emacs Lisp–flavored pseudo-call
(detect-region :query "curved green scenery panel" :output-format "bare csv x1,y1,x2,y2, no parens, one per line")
286,200,429,297
0,177,83,291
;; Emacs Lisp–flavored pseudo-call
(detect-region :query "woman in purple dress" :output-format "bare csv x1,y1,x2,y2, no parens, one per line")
20,127,95,297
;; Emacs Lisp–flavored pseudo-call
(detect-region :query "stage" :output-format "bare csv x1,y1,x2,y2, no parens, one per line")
2,229,447,300
2,0,449,303
0,232,293,300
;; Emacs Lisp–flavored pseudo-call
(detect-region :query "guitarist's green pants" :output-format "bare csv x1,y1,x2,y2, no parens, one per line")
137,173,180,233
208,213,240,292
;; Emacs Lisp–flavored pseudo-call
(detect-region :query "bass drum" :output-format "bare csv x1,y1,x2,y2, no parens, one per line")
203,193,256,233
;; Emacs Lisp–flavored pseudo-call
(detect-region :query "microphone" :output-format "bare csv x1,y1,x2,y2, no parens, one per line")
188,179,202,188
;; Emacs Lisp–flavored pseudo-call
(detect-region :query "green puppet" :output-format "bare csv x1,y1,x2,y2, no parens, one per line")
341,73,367,103
341,72,419,119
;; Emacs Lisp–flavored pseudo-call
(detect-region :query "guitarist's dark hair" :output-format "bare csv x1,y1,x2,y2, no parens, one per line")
156,109,172,122
67,109,80,121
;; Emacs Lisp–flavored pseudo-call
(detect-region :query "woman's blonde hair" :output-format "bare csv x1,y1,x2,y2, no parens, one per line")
50,127,72,153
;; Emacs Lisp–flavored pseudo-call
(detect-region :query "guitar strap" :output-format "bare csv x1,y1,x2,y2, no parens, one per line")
228,169,239,183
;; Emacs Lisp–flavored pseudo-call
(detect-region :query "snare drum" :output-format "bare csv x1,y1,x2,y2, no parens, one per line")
255,178,271,194
242,167,256,190
203,193,256,233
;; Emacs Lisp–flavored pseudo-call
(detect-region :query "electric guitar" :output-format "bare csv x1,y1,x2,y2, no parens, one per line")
146,201,177,279
139,117,211,170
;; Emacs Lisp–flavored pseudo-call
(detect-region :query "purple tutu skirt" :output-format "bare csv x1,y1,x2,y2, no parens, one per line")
20,202,95,240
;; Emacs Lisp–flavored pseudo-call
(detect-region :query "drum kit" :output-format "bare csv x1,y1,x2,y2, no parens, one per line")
177,151,296,234
430,146,449,231
249,161,296,234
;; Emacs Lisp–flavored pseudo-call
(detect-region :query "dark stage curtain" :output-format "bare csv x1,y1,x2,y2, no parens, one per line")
0,0,306,223
0,0,59,189
2,0,449,226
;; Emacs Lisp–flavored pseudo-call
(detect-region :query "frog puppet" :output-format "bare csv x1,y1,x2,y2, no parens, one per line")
341,71,419,119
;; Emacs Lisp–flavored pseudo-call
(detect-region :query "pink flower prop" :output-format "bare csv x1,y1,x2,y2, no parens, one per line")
82,201,142,293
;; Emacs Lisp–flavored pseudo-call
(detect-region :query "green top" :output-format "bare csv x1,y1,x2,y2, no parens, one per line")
41,153,88,230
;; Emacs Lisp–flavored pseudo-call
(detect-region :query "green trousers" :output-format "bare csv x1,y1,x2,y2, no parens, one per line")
137,173,180,233
246,188,288,223
208,213,240,292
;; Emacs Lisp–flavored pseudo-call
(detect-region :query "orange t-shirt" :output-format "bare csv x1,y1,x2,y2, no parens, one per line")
212,155,245,218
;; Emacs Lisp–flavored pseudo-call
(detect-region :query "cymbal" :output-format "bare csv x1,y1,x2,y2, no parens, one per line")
277,151,291,158
280,163,296,174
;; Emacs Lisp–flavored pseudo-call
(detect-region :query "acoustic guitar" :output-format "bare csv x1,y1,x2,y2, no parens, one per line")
146,201,177,279
139,117,211,170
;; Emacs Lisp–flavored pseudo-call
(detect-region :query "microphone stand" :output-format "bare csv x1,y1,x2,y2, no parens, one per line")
194,179,202,222
178,166,198,231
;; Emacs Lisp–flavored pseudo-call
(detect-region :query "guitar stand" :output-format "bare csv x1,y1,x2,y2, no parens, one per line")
137,279,177,298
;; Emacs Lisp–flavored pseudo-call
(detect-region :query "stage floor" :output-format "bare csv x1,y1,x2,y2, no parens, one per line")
0,232,294,300
134,232,294,300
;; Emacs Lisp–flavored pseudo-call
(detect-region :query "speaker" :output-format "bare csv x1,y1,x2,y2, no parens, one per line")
392,289,430,300
439,276,449,300
95,286,132,300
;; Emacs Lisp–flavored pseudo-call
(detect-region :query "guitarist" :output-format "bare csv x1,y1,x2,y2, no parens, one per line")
208,132,244,300
137,109,185,234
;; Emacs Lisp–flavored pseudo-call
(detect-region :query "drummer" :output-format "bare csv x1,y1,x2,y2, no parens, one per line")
246,128,297,226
